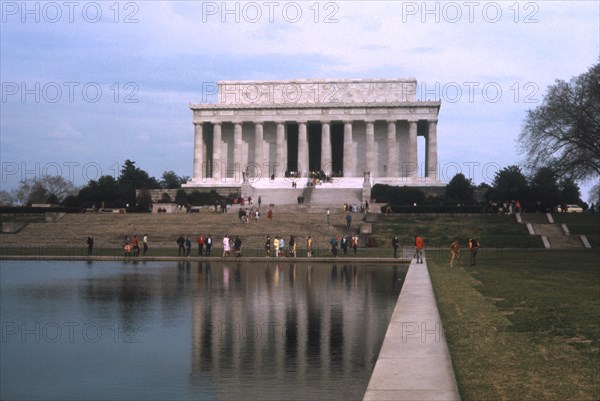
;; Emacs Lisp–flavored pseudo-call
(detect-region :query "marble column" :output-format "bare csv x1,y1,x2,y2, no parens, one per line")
298,122,308,177
408,120,418,178
386,121,397,177
365,121,375,176
193,123,203,180
426,120,438,180
233,123,242,178
254,122,263,178
321,121,332,173
343,121,353,177
212,123,222,178
275,123,285,178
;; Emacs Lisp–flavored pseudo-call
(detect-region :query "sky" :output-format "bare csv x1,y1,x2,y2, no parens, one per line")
1,0,599,201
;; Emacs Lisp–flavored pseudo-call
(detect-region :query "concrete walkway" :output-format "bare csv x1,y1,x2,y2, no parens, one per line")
363,256,461,401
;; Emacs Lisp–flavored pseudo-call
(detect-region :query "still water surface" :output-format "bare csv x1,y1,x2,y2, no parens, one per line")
1,260,406,401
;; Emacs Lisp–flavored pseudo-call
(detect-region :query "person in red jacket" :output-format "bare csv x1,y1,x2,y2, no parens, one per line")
414,235,424,263
197,233,205,256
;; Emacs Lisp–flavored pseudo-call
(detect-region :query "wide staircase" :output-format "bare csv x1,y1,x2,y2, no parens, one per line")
518,213,590,249
0,206,360,252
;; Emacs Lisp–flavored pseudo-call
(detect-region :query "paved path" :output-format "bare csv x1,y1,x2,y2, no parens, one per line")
363,256,461,401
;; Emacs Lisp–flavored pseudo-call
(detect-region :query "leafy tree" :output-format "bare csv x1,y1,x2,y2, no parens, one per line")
77,175,122,208
519,63,600,182
445,173,474,202
528,167,560,210
158,192,172,203
491,165,529,201
589,182,600,208
175,189,188,205
118,160,160,206
136,189,153,212
160,170,186,189
371,184,425,205
558,178,582,205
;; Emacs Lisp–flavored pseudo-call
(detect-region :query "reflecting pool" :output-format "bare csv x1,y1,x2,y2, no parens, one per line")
1,260,406,401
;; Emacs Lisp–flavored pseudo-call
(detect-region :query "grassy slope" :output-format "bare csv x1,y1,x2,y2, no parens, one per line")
372,214,543,248
428,249,600,401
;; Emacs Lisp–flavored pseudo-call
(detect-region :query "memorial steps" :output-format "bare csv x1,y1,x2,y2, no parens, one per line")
0,207,356,251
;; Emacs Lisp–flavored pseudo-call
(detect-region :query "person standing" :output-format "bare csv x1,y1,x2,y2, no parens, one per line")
468,238,480,266
450,239,460,268
273,236,280,258
289,235,295,256
185,236,192,257
132,235,140,257
330,235,338,257
265,236,271,256
86,233,94,256
307,236,313,257
345,213,352,229
351,234,359,255
197,233,205,256
234,235,242,257
176,235,185,256
279,236,285,257
143,234,149,256
267,208,273,221
415,235,424,263
222,234,231,257
392,236,399,258
205,234,212,256
341,236,348,255
258,196,262,208
326,208,330,225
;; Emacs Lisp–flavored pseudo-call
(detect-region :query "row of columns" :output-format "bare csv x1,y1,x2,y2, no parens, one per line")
193,120,438,180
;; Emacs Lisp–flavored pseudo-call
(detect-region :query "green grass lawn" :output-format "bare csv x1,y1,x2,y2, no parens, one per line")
428,249,600,401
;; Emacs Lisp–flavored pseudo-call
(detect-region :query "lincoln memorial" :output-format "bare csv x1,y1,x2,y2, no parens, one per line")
184,78,442,203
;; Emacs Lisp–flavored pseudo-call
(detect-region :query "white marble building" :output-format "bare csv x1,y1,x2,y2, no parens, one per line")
184,78,442,196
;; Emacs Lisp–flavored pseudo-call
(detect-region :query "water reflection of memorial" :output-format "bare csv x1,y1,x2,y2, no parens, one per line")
190,262,405,400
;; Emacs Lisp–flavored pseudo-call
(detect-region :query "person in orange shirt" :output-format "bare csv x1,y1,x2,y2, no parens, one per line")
414,235,424,263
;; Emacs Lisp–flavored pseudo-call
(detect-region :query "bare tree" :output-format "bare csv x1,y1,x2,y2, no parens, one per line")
14,176,78,204
519,62,600,182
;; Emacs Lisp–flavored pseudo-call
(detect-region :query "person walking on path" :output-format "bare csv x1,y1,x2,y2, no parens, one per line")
143,234,149,256
86,233,94,256
450,239,460,268
414,235,424,263
392,236,399,258
326,208,330,225
176,235,185,256
267,208,273,221
307,236,313,257
468,238,480,266
345,212,352,229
